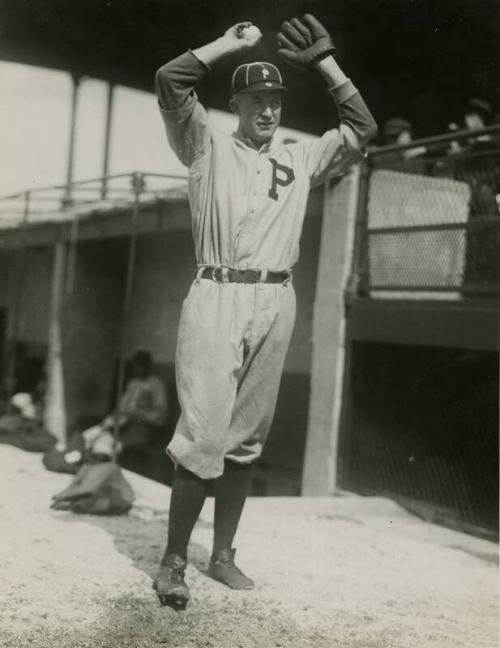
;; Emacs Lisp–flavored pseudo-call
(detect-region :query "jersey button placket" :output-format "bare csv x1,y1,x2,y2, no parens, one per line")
234,152,261,268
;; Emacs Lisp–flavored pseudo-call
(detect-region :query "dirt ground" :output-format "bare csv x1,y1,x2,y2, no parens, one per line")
0,445,497,648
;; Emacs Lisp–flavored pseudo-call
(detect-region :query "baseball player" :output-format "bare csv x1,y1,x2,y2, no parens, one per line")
153,14,377,609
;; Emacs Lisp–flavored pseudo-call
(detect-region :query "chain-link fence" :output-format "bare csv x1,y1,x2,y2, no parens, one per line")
339,342,498,537
340,126,499,538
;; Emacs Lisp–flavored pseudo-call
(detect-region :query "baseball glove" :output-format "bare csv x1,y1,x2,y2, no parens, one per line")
276,14,336,69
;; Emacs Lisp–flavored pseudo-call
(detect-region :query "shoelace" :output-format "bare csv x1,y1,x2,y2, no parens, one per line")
159,561,185,582
169,566,186,582
213,557,233,566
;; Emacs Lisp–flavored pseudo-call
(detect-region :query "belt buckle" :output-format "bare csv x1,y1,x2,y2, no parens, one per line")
211,266,221,283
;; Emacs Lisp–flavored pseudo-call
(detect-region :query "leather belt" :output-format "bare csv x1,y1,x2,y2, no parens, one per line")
199,266,291,284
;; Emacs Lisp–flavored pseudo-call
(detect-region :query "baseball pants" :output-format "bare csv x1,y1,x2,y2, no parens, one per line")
167,277,296,479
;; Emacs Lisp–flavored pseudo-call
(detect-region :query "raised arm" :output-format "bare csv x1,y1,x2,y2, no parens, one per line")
277,15,377,185
314,55,377,148
155,23,262,166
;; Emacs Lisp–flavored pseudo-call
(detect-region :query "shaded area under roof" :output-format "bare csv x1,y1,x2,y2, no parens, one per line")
1,0,499,136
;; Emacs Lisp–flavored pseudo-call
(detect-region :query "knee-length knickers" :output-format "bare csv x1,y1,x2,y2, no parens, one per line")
168,278,296,479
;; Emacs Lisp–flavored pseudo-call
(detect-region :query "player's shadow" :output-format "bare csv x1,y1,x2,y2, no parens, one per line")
56,511,211,581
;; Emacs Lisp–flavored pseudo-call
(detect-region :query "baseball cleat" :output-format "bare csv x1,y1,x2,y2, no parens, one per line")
208,548,254,590
153,553,190,610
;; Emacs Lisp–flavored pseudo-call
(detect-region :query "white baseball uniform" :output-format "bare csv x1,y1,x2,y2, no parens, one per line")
156,51,376,479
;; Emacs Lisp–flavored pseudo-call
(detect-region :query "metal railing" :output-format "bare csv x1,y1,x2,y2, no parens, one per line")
352,125,500,299
0,171,188,230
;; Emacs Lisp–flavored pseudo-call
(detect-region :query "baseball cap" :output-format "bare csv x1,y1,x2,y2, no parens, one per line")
466,97,492,116
231,62,286,95
383,117,412,137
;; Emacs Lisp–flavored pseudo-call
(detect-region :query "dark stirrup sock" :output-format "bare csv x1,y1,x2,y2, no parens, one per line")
163,465,209,561
212,460,253,557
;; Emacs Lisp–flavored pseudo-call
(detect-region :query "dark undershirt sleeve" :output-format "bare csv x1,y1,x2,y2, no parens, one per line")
155,50,210,112
304,79,377,186
154,51,212,167
329,80,378,146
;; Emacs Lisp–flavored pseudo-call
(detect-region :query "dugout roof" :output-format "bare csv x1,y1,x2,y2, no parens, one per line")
0,0,499,136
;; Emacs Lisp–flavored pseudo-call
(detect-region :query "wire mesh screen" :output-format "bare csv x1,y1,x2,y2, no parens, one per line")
339,343,499,538
360,133,500,297
369,229,468,288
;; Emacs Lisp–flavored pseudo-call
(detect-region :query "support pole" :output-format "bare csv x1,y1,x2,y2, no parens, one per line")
44,239,67,444
112,172,145,460
101,82,115,200
5,191,30,401
302,165,361,495
61,73,81,209
65,213,79,294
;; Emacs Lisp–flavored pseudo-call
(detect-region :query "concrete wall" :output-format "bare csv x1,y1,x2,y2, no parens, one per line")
0,242,126,427
123,229,193,365
0,246,53,350
62,238,127,427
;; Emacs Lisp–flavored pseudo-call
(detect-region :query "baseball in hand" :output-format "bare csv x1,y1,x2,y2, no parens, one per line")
239,24,262,40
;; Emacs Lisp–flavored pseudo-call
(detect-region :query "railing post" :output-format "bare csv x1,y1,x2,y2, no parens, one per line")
101,82,115,200
5,191,31,401
354,158,372,298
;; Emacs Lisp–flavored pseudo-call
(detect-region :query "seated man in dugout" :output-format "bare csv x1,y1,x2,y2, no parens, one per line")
82,350,168,466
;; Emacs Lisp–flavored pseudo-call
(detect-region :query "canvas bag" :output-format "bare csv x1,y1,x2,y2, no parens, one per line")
51,462,135,515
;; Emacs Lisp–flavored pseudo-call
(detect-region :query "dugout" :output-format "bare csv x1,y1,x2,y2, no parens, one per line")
1,126,498,538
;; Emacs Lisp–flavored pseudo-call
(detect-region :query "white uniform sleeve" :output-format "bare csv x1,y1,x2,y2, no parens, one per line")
304,124,364,188
159,99,211,168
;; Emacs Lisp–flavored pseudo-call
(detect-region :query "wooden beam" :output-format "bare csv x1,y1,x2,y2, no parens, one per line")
347,298,500,351
302,166,360,495
0,200,191,250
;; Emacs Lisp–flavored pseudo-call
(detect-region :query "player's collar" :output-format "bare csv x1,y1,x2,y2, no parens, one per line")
232,130,274,152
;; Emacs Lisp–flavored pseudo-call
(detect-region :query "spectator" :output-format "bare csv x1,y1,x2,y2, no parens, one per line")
447,98,500,291
464,97,492,131
373,117,426,171
448,97,494,152
382,117,413,146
